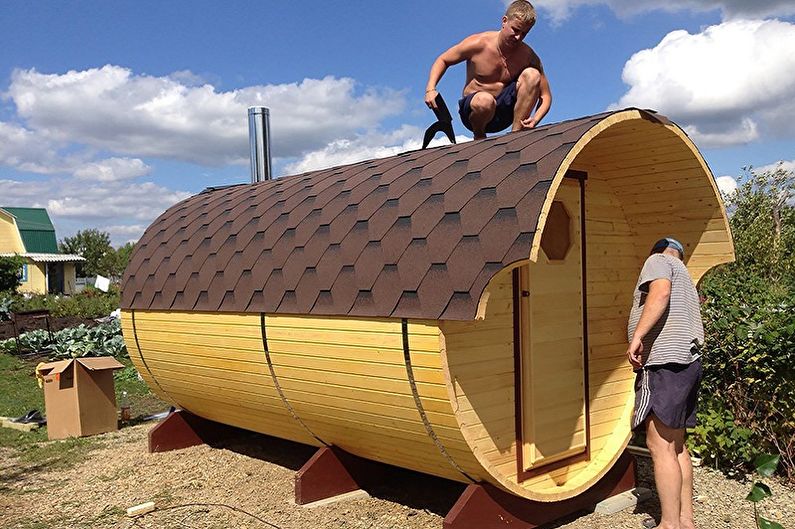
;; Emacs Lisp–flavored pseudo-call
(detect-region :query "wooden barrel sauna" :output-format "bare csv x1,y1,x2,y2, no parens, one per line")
120,108,734,502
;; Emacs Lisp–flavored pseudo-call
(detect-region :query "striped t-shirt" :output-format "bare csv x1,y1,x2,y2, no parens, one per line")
627,253,703,367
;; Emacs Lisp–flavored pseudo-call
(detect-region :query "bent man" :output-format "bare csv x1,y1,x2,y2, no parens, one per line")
424,0,552,140
627,238,703,529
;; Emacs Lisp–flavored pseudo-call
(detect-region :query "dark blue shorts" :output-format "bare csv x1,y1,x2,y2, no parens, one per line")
458,81,517,134
632,359,703,430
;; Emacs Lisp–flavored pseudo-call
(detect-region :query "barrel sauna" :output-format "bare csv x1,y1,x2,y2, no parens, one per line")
121,108,734,502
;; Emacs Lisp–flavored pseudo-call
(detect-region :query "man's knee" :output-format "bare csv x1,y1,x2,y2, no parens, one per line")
517,67,542,92
646,415,684,457
470,92,497,114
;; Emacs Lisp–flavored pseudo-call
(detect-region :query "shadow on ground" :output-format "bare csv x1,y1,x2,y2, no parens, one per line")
204,427,466,517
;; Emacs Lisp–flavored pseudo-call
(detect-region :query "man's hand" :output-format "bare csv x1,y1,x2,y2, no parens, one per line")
627,336,644,370
520,116,537,129
425,88,438,109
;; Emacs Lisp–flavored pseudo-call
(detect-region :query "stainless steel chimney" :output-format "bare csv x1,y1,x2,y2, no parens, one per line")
248,106,272,182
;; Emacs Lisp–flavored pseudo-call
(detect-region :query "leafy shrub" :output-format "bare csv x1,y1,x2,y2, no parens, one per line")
0,255,26,292
10,288,119,319
689,400,754,473
689,164,795,480
693,282,795,479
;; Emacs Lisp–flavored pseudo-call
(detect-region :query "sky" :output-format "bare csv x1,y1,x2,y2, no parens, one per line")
1,1,793,245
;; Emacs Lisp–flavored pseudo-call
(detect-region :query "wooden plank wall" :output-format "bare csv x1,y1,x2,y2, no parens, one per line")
264,314,479,481
121,310,318,446
577,120,734,281
439,170,641,501
120,310,172,404
122,309,484,482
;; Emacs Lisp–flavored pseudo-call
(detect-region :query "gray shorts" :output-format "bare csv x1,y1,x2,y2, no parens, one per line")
632,359,703,430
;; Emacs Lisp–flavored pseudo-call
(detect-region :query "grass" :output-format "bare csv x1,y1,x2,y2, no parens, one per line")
0,350,167,470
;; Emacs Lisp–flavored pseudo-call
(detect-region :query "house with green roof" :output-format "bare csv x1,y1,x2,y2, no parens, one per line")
0,207,84,294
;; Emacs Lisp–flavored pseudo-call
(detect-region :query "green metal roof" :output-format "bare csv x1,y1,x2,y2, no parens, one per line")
0,207,58,253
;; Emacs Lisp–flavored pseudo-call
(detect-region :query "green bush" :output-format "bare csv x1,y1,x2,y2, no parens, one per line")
0,255,26,292
10,287,119,319
689,399,754,474
693,277,795,479
689,164,795,480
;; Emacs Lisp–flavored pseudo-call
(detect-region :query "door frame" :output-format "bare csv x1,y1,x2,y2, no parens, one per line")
514,169,591,482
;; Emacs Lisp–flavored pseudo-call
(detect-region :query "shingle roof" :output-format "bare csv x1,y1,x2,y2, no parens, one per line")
121,109,667,320
0,207,58,253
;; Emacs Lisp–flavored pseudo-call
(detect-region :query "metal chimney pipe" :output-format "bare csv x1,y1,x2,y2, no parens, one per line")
248,106,272,182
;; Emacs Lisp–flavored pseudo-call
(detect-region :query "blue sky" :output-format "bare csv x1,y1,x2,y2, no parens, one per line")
1,1,793,245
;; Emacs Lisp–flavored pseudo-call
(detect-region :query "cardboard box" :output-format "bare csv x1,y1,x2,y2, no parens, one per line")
38,357,125,440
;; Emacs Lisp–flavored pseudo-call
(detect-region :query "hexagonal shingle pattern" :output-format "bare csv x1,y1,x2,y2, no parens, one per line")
121,109,664,320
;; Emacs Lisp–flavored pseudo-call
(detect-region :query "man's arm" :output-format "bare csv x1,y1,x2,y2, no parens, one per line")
626,278,671,369
425,35,482,109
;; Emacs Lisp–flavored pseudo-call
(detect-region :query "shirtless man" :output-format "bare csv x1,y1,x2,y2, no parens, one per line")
424,0,551,140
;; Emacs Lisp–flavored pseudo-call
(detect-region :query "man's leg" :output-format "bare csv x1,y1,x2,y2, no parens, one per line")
678,446,696,529
646,414,685,529
512,67,542,132
468,92,497,140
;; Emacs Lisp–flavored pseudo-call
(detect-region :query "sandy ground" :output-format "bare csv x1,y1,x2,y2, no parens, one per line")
1,423,793,529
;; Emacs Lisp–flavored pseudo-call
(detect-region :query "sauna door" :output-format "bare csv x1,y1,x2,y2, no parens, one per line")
519,178,588,474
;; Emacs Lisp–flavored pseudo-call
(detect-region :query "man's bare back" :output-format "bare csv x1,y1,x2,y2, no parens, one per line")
424,1,551,140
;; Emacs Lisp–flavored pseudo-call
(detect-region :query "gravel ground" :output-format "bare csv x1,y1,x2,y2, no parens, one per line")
1,423,792,529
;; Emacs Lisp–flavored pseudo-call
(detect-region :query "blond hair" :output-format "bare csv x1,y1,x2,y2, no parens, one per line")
505,0,537,26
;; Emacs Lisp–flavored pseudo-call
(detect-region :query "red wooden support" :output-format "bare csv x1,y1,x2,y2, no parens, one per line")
295,446,372,505
148,409,238,453
444,452,636,529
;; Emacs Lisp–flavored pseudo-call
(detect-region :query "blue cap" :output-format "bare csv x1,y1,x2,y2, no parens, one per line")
651,238,684,258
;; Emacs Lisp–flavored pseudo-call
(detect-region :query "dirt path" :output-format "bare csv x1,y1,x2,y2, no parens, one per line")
1,423,792,529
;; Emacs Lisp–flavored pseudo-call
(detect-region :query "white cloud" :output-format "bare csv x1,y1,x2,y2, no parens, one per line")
683,118,759,147
754,159,795,175
610,19,795,147
521,0,795,24
97,224,149,245
5,65,405,166
0,64,419,245
0,121,66,174
0,178,52,202
715,175,738,195
72,157,151,182
45,181,190,221
0,176,190,245
283,125,471,174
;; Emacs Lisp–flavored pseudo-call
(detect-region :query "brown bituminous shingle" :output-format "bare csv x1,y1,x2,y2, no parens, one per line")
121,109,661,320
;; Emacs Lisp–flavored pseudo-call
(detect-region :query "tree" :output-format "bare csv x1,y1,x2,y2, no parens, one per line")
723,162,795,289
0,255,26,292
97,242,136,279
59,229,113,277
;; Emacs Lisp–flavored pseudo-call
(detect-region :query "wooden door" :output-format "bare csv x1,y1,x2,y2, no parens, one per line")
519,178,588,474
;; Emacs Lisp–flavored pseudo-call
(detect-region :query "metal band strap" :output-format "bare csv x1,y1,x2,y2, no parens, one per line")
260,313,326,445
402,319,475,483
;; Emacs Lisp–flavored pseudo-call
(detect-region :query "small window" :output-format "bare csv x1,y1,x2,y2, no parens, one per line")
540,201,571,260
19,263,28,282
